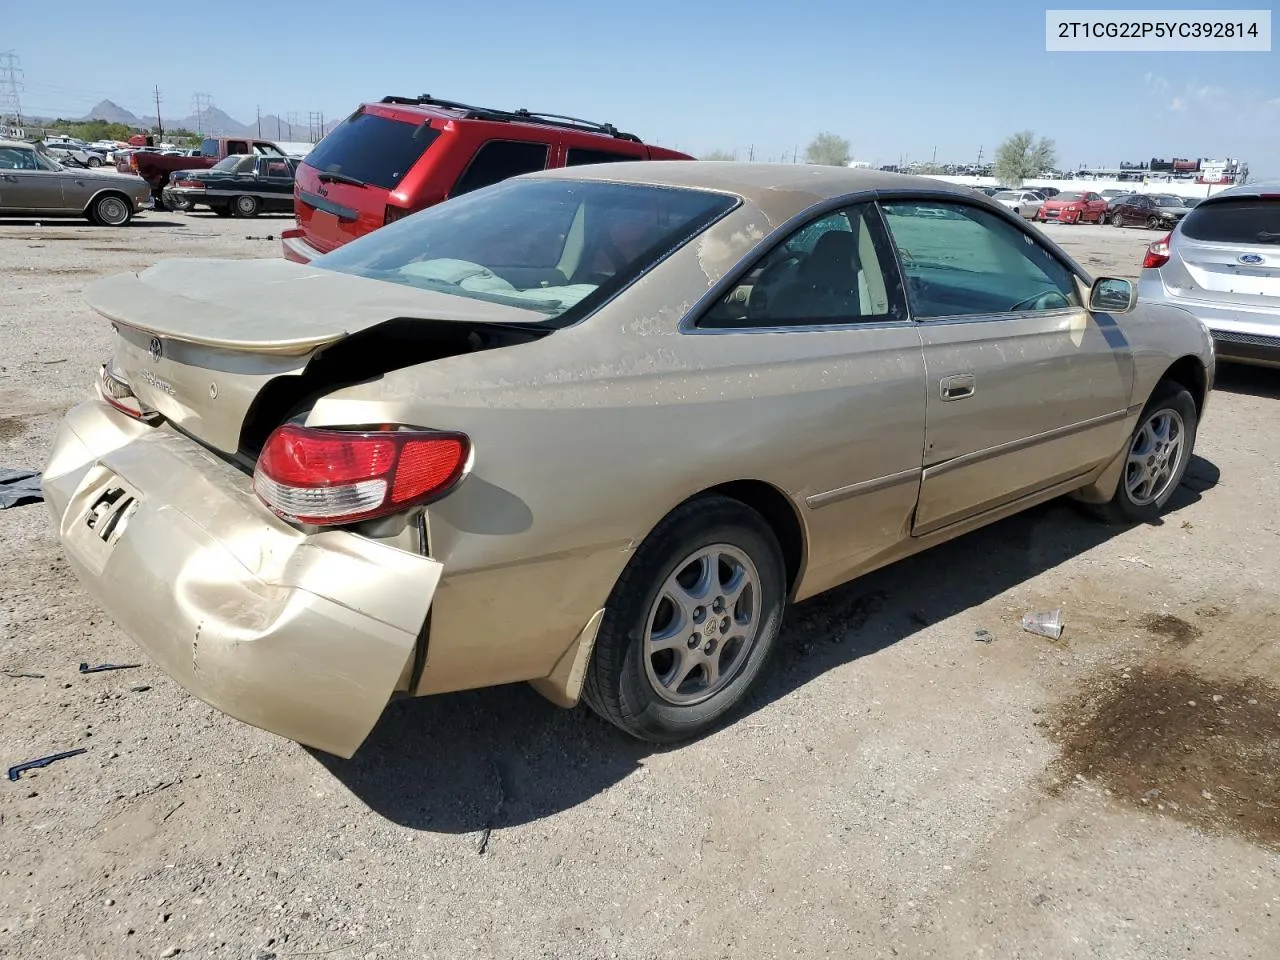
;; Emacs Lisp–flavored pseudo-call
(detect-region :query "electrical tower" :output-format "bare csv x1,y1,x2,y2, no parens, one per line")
153,86,164,139
0,51,25,133
192,92,213,135
286,112,299,140
307,111,323,143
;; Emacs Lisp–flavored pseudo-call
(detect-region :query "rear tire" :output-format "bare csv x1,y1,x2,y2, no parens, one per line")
1146,215,1161,229
1087,379,1198,525
87,156,101,168
232,195,260,218
582,495,787,743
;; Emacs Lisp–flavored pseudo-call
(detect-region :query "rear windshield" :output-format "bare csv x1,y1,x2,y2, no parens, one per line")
1181,199,1280,244
313,178,737,325
302,111,439,190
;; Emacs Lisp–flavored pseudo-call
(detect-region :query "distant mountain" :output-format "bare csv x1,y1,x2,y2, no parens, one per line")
67,98,341,142
79,99,145,125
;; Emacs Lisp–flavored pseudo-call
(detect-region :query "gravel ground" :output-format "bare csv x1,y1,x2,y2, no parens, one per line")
1,212,1278,960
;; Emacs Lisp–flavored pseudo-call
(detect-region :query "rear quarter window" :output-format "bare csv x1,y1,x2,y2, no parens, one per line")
451,141,551,197
566,147,642,166
303,111,441,190
1181,199,1280,244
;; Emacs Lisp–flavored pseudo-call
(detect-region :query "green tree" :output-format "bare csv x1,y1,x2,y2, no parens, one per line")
700,149,736,161
804,132,851,166
993,131,1057,187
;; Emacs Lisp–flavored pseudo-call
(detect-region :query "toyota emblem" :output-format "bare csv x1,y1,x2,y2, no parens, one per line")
148,337,163,362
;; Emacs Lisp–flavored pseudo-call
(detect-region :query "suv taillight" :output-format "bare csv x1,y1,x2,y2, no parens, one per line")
1143,233,1172,269
384,204,411,225
253,425,470,526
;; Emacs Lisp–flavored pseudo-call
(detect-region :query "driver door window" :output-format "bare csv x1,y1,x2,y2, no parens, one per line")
880,200,1078,319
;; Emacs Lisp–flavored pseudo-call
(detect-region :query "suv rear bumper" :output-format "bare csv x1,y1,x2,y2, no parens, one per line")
1138,273,1280,366
42,399,442,757
281,230,323,264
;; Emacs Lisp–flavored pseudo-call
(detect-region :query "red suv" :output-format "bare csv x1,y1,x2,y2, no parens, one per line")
282,95,692,263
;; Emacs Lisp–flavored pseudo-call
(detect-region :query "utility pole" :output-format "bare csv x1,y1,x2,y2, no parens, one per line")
748,144,754,162
792,144,798,164
276,113,281,140
932,144,937,164
256,104,261,137
286,112,299,140
0,51,25,133
153,86,163,140
976,144,984,165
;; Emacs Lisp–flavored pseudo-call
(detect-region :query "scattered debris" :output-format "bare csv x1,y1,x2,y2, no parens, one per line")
130,685,152,693
7,747,88,781
1118,556,1154,568
0,468,43,509
79,662,142,674
3,671,45,679
40,358,67,365
974,628,994,643
161,801,185,823
1022,608,1064,640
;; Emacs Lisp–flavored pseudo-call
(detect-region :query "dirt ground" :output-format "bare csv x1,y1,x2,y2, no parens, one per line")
1,211,1278,960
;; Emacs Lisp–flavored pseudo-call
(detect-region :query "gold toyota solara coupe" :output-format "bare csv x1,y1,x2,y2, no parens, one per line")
43,162,1215,757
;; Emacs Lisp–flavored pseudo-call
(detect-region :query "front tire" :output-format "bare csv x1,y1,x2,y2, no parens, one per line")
1089,380,1198,524
1147,215,1162,229
582,495,787,743
89,193,132,226
87,156,102,168
232,195,260,218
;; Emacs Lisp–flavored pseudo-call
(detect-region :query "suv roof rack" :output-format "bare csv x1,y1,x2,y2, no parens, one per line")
378,95,642,143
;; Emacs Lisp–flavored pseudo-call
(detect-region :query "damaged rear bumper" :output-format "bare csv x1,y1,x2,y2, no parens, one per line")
42,400,442,758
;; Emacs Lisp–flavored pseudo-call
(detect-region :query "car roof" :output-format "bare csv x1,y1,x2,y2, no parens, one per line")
527,160,984,205
0,138,35,149
1196,180,1280,203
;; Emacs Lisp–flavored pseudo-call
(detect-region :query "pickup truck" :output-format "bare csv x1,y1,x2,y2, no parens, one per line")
121,135,289,206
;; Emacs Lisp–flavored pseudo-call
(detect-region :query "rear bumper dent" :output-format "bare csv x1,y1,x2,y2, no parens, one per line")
43,400,442,758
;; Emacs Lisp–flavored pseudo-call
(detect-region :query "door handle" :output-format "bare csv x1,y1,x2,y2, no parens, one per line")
939,374,976,401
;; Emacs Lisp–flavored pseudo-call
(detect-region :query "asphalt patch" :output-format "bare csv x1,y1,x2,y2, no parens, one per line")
1049,665,1280,851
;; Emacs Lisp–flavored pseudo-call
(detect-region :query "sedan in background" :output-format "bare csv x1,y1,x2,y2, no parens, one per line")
42,163,1213,758
1111,193,1195,229
1139,180,1280,367
43,142,107,168
992,189,1045,219
163,154,298,217
0,138,152,224
1036,190,1108,224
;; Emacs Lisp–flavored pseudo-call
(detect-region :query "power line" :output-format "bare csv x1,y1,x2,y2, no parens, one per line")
192,92,213,135
0,51,25,130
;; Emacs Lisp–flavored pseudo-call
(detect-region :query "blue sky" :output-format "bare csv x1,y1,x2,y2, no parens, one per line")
8,0,1278,173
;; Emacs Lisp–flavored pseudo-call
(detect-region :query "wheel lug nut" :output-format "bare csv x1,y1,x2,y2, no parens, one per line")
687,634,699,648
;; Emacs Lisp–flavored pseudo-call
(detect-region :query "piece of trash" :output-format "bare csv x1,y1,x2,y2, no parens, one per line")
40,358,67,365
79,662,141,674
1118,556,1154,568
8,748,88,781
0,468,43,510
129,685,152,693
1021,609,1064,640
974,629,994,643
2,671,45,679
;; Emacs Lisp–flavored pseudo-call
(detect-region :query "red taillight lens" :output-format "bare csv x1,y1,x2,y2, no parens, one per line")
98,361,147,420
175,179,202,189
384,204,411,225
253,425,469,526
1143,233,1172,269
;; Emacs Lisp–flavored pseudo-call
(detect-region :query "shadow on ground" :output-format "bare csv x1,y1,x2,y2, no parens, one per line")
317,456,1220,833
0,218,186,229
1212,363,1280,401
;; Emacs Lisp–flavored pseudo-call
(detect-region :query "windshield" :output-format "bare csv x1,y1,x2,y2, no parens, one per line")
993,191,1018,200
1056,192,1083,201
313,178,737,324
1154,196,1184,207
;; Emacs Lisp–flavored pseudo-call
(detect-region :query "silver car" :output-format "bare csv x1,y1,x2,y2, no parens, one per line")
0,138,152,225
1138,181,1280,368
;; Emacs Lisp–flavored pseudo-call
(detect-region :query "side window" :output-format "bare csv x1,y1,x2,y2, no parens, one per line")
565,147,640,167
451,141,550,197
263,159,290,178
880,200,1079,319
699,204,900,329
0,147,36,170
226,140,248,155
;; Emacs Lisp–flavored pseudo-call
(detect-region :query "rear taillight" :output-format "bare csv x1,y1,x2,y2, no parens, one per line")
384,204,411,225
174,179,202,189
1143,233,1172,269
98,360,150,420
253,425,470,526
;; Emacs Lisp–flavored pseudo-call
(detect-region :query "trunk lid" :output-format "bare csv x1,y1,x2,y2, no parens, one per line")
87,258,549,457
1165,197,1280,306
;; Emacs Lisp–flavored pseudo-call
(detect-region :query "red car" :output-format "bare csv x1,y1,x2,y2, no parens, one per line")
282,95,692,263
1035,190,1108,224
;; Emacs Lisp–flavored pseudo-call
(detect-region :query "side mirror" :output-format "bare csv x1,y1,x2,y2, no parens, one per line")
1089,277,1136,314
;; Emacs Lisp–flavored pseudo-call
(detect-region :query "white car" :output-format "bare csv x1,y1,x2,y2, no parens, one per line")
992,190,1045,219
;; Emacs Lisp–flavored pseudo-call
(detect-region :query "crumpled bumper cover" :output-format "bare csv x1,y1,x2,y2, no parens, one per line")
42,400,442,758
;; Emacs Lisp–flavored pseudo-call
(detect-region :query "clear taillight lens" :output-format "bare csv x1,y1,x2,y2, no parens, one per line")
253,425,470,526
1143,233,1172,269
98,359,149,420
